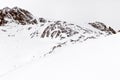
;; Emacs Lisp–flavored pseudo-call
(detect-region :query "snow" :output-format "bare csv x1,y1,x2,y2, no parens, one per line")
0,24,62,76
0,0,120,79
0,31,120,80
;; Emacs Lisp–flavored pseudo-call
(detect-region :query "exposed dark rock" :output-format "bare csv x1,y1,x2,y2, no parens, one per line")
108,27,116,34
0,7,38,26
1,29,7,32
89,22,116,34
28,27,32,30
41,21,79,39
39,18,46,23
88,22,107,31
30,30,39,38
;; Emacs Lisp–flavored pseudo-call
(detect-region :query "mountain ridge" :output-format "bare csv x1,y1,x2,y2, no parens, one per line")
0,7,117,41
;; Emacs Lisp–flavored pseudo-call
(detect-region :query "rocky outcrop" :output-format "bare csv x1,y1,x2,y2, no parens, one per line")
89,22,116,34
118,30,120,32
41,21,79,39
39,18,47,23
0,7,37,26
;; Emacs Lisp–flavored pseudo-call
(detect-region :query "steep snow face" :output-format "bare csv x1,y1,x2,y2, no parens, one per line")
1,33,120,80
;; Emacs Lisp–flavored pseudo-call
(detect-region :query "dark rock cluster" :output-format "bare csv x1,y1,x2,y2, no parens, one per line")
0,7,37,26
89,22,116,34
41,21,79,39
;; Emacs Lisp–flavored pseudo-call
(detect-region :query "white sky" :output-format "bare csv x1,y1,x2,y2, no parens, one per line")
0,0,120,29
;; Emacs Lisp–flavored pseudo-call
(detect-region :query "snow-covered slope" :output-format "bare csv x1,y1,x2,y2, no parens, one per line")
1,33,120,80
0,7,119,79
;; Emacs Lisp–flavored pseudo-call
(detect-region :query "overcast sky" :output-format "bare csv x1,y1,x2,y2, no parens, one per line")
0,0,120,29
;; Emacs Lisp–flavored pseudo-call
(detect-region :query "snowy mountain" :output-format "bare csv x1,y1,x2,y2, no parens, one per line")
0,6,116,41
0,7,119,79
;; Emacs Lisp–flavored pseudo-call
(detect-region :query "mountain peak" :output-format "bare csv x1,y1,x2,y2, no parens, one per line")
12,6,19,9
0,7,37,26
2,7,11,11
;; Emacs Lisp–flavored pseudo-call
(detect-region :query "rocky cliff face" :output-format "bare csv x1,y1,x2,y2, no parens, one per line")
0,7,37,26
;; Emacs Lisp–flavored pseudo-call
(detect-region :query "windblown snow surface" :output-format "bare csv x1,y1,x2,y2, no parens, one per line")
0,26,120,80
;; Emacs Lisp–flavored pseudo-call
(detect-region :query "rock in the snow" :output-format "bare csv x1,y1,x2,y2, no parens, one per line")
41,21,79,39
88,22,116,34
39,18,47,23
108,27,116,34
